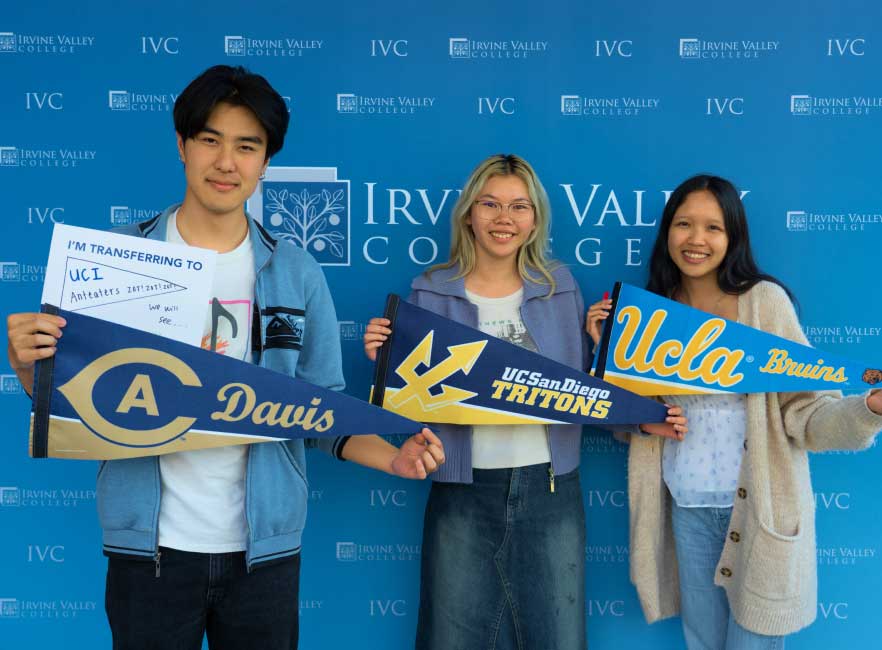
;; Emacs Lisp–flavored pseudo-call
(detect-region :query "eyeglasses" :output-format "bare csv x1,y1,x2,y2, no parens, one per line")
472,199,535,222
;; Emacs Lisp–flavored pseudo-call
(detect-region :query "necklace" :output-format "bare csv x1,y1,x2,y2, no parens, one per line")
677,287,727,315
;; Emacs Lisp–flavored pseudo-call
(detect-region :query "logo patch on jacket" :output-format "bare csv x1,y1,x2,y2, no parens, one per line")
264,307,305,351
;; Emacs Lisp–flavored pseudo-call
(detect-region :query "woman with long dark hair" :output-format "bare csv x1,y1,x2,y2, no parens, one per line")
588,174,882,649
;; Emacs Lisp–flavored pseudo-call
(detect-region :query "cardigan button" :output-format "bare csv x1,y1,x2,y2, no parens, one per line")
720,567,733,578
737,487,747,499
729,531,741,543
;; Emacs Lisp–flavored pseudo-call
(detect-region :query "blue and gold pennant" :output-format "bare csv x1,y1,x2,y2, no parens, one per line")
30,306,424,460
594,282,882,396
370,295,668,426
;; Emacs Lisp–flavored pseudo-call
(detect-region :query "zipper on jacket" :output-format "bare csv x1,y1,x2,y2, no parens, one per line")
544,425,556,493
154,550,161,578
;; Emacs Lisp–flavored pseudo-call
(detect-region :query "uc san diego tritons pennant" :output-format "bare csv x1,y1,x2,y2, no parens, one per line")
593,282,882,396
370,295,668,426
30,306,424,460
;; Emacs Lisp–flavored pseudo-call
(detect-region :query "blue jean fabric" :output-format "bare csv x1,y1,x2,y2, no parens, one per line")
416,463,586,650
672,503,785,650
105,547,300,650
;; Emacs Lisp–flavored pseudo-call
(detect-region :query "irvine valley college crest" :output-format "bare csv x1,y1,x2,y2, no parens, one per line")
247,167,351,266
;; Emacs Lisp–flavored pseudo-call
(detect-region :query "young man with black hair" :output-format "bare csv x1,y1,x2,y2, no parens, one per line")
6,64,444,649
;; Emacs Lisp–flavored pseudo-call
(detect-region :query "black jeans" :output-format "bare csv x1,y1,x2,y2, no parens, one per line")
105,547,300,650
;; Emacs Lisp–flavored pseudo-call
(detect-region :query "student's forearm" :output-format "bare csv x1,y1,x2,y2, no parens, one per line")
340,435,396,474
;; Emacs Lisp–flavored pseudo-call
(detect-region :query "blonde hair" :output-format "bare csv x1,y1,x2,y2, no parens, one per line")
432,154,557,295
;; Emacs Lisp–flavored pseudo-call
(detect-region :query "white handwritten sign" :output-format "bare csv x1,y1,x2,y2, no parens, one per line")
41,224,216,345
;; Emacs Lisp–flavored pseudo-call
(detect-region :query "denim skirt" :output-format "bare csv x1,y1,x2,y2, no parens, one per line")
415,463,586,650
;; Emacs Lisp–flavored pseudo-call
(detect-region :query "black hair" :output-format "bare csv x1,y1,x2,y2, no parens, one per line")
173,65,289,159
646,174,795,303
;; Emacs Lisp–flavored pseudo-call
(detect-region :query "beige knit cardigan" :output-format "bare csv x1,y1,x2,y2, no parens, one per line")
626,281,882,636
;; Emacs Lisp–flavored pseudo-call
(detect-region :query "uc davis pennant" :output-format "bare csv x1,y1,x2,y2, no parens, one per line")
370,295,668,426
594,282,882,396
30,307,423,460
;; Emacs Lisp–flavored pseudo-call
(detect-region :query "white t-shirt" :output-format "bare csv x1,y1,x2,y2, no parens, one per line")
157,212,255,553
466,288,551,469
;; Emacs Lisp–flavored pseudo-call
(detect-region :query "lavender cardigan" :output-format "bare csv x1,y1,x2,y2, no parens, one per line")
407,263,590,483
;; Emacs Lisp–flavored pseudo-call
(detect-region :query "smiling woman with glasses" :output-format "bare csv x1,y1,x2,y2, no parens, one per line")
471,198,536,221
363,153,684,650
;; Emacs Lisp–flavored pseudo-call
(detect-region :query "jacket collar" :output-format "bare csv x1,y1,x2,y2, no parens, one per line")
410,262,575,300
140,203,277,272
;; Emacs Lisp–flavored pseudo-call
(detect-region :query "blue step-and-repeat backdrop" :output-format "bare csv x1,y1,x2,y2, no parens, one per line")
2,1,880,648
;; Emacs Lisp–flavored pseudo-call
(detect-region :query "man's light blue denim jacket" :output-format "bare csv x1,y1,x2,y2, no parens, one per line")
98,204,348,569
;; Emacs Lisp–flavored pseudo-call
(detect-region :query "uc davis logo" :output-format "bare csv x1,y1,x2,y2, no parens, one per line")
248,167,351,266
59,348,201,447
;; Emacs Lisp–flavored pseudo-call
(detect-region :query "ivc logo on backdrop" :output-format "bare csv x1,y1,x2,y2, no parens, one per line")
224,35,323,57
0,486,95,508
817,546,877,566
448,36,549,59
339,320,365,341
0,145,96,168
0,31,94,55
802,323,881,345
786,209,882,232
110,206,162,226
595,40,632,57
24,92,63,110
586,544,629,564
249,167,351,266
335,541,420,562
140,36,179,54
477,97,515,115
581,431,627,455
0,598,97,620
370,39,408,57
561,95,659,117
827,38,865,56
108,90,178,112
790,94,881,116
679,37,779,59
369,599,407,617
0,262,45,283
336,93,435,115
1,375,23,395
0,263,20,282
27,207,64,225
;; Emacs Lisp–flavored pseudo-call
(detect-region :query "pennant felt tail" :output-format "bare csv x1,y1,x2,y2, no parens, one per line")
30,303,61,459
370,293,400,408
593,281,622,381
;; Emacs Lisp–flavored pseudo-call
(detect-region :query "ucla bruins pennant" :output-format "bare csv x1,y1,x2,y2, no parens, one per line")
594,282,882,396
30,307,424,460
370,295,668,426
